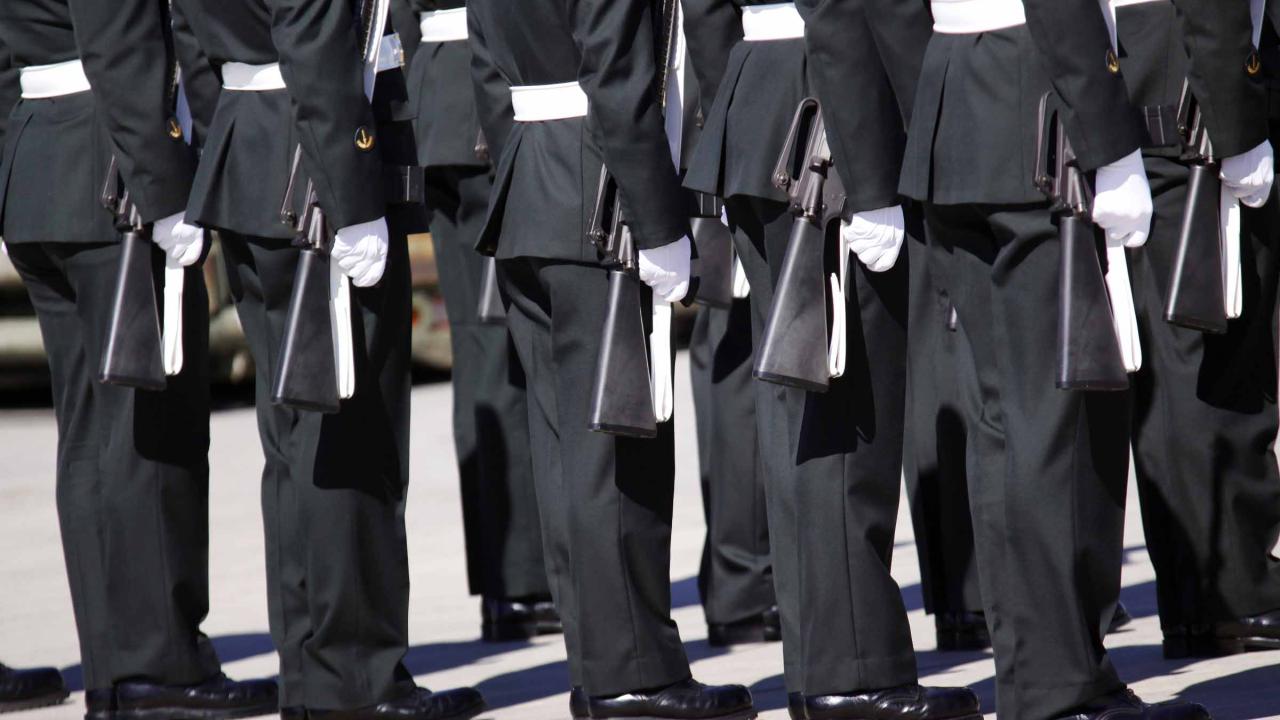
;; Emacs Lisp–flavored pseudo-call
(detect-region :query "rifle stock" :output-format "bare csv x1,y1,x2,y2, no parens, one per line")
476,257,507,324
754,98,845,392
690,193,733,310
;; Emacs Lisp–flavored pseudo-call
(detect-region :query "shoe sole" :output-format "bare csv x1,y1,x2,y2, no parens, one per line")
0,689,70,714
1163,634,1280,659
593,710,757,720
803,714,980,720
112,703,278,720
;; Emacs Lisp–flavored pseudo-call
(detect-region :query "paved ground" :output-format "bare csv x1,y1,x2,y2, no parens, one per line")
1,354,1278,719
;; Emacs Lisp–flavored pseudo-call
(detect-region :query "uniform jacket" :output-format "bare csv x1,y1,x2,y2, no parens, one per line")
682,0,808,203
798,0,932,214
468,0,689,262
0,0,195,244
174,0,415,240
0,46,18,146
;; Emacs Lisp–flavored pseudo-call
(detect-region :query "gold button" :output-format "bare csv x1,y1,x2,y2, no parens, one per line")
167,117,183,139
354,126,375,151
1247,50,1262,76
1106,48,1121,75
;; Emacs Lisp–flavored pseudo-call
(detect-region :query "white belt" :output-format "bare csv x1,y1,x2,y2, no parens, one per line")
222,62,286,91
19,59,90,99
420,7,468,42
742,3,805,41
931,0,1027,34
511,82,588,122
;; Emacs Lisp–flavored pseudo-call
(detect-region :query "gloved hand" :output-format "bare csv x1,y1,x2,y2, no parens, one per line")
1221,140,1275,208
153,212,205,267
333,217,390,287
638,235,692,303
841,205,904,272
1092,149,1153,248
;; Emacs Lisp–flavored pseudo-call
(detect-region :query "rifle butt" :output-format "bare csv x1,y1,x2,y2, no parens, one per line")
1056,215,1129,391
272,247,341,414
98,230,166,390
588,269,658,438
476,257,507,324
1164,162,1228,333
691,216,734,310
753,219,830,392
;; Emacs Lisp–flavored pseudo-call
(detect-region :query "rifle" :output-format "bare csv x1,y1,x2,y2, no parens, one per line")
98,157,167,390
473,128,507,324
272,0,390,413
1033,93,1129,391
689,192,734,310
753,98,847,393
1164,81,1230,333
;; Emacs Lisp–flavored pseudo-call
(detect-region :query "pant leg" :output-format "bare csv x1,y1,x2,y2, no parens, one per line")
219,219,413,710
1129,155,1280,630
928,202,1129,720
427,167,548,600
691,300,775,626
498,258,690,696
9,241,218,691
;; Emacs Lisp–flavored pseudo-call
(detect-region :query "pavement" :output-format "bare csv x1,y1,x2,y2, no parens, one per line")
1,353,1278,719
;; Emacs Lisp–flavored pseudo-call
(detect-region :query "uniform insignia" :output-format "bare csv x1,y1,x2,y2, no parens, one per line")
355,126,376,151
1105,49,1120,75
168,117,183,139
1247,51,1262,77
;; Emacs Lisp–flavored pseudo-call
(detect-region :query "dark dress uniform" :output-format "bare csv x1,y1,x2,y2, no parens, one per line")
170,0,448,713
394,0,552,632
0,0,222,697
466,2,752,716
683,0,921,700
1115,0,1280,656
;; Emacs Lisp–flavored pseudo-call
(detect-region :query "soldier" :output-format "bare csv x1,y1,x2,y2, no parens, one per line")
391,0,558,644
683,1,977,718
897,0,1222,716
466,1,755,718
1113,0,1280,659
0,2,278,719
170,1,482,718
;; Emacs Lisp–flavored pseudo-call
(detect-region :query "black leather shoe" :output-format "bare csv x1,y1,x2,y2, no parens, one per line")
308,686,485,720
482,596,558,642
587,678,755,719
934,612,990,652
114,673,278,719
1164,608,1280,658
0,663,68,714
787,693,806,720
1053,690,1210,720
1108,603,1133,634
804,685,979,720
570,687,588,719
281,708,305,720
85,688,116,720
708,607,781,647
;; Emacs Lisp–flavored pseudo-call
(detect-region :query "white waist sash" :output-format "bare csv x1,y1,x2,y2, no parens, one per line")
511,82,588,122
222,62,286,91
742,3,805,41
931,0,1027,34
420,7,469,42
19,60,90,99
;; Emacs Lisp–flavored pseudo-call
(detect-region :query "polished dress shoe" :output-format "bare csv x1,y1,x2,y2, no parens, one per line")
114,674,278,719
787,693,806,720
570,687,588,719
803,684,979,720
0,663,68,714
85,688,117,720
481,596,560,642
307,686,485,720
934,612,989,652
587,678,755,719
281,708,305,720
1164,607,1280,658
1109,603,1133,634
1052,689,1209,720
707,606,781,647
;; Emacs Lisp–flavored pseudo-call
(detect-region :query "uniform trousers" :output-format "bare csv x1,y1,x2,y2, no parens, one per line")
723,196,917,696
8,241,219,691
902,235,983,619
425,166,547,601
1129,154,1280,629
497,257,690,696
925,202,1130,720
689,300,775,626
218,205,416,710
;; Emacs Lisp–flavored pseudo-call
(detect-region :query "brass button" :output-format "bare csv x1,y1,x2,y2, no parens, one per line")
1247,50,1262,76
167,117,183,140
1106,48,1121,75
354,125,375,151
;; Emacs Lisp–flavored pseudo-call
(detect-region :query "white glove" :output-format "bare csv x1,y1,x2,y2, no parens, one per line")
637,235,692,303
333,217,390,288
1092,149,1153,248
842,205,904,272
152,212,205,267
1221,140,1275,208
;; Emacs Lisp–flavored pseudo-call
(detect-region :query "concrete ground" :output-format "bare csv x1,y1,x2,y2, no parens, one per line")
1,353,1278,719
